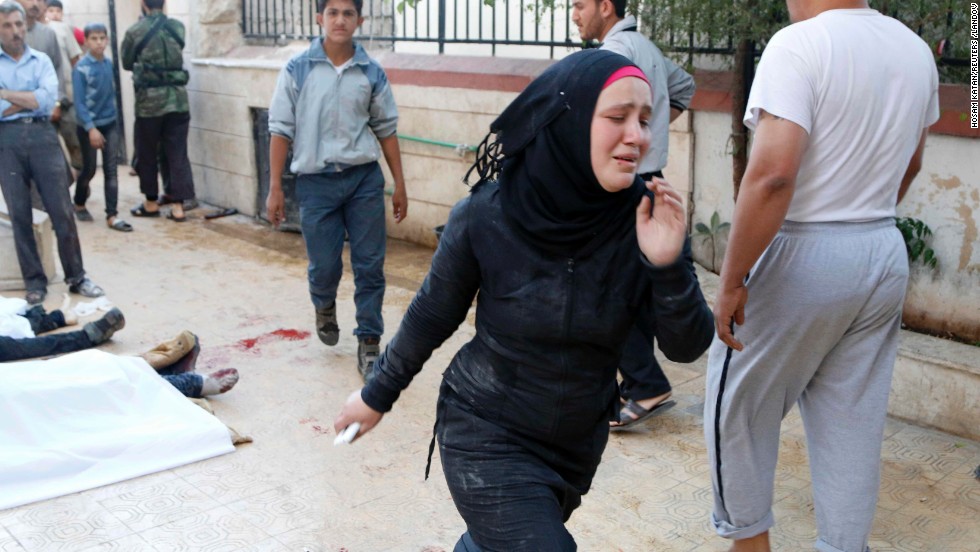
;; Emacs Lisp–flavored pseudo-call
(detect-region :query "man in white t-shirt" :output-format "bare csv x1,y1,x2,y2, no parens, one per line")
703,1,939,551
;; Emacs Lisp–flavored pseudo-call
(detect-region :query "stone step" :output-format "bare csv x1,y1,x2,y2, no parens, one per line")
0,197,57,291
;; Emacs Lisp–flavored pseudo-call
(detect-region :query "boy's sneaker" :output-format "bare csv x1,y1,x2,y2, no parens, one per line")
74,206,94,222
315,303,340,346
83,308,125,345
357,337,380,384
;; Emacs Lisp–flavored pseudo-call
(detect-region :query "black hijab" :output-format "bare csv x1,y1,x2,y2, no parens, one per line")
470,49,647,259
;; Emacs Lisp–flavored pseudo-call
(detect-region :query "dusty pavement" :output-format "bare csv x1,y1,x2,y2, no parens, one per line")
1,174,978,551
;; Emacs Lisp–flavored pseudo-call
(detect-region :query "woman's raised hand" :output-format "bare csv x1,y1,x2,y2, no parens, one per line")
333,389,384,443
635,178,687,267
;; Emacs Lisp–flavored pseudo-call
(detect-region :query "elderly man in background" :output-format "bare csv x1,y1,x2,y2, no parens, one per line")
0,0,103,304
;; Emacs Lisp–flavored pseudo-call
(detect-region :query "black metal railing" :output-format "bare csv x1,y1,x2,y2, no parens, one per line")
242,0,579,57
241,0,969,79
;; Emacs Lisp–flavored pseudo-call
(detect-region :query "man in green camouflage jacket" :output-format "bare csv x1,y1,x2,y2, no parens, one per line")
120,0,194,221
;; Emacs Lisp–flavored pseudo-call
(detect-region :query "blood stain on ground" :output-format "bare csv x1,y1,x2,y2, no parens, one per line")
235,328,311,352
271,328,311,341
311,425,331,436
236,337,259,350
299,417,316,425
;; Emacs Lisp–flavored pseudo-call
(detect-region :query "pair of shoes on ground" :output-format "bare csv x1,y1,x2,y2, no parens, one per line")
130,204,187,222
29,278,104,304
315,303,379,384
77,206,133,232
609,393,676,431
83,307,125,345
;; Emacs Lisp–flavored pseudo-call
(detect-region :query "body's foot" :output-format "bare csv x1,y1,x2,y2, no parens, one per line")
315,303,340,346
201,368,239,396
107,217,133,232
25,289,46,305
83,307,125,345
610,392,674,429
69,278,104,298
74,205,93,222
357,337,380,384
59,293,77,325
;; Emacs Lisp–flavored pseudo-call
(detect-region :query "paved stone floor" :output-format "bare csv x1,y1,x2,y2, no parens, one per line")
1,177,978,551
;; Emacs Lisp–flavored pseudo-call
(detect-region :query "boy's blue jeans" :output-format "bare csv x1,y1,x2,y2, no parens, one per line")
296,162,386,339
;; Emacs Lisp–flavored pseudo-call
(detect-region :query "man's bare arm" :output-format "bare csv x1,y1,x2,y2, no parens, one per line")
897,129,928,204
0,90,40,110
714,111,809,350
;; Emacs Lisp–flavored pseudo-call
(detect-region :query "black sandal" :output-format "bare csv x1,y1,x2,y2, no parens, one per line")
130,204,161,217
167,211,187,222
108,219,134,232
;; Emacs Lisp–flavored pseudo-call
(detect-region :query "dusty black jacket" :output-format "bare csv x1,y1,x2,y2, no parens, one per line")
362,181,713,444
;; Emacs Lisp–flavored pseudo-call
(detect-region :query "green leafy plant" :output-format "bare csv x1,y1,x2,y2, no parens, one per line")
693,211,730,273
895,217,938,269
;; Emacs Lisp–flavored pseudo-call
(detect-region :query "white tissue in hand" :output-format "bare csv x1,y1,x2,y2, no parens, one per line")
333,422,361,446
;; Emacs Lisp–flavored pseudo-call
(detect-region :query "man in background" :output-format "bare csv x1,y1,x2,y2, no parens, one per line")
572,0,698,429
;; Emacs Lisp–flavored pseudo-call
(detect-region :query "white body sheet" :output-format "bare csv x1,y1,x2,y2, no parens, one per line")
0,350,234,510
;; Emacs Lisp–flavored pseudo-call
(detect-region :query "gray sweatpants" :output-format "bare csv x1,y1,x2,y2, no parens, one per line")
704,219,908,552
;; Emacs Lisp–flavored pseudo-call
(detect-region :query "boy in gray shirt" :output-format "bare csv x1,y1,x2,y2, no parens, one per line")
267,0,407,383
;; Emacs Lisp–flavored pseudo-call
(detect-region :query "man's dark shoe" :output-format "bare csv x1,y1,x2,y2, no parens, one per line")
357,337,380,384
83,308,125,345
25,289,46,305
74,206,94,222
315,303,339,346
68,278,104,298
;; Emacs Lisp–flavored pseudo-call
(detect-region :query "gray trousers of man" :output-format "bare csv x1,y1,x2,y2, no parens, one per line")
0,121,86,292
704,219,908,552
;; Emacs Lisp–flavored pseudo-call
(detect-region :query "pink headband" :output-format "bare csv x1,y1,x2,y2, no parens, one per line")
602,66,649,89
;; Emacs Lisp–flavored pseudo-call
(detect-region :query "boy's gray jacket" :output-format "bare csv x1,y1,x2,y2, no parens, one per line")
269,40,398,175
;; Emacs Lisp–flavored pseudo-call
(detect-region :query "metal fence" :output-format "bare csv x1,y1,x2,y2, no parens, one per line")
242,0,579,57
241,0,969,76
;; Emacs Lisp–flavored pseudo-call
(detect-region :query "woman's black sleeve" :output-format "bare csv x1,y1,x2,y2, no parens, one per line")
644,238,714,363
360,197,481,412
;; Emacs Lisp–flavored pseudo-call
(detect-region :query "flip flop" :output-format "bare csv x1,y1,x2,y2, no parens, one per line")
108,219,133,232
130,204,160,217
610,398,676,431
204,207,238,220
167,211,187,222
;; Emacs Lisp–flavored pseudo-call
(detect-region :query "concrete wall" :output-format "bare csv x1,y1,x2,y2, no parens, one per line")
171,0,977,340
185,48,553,249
